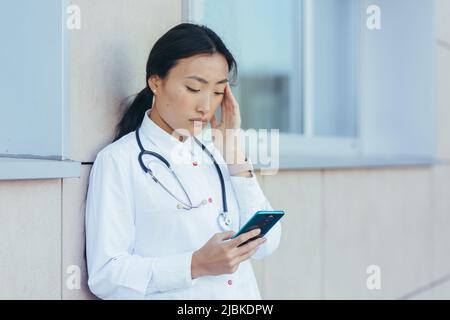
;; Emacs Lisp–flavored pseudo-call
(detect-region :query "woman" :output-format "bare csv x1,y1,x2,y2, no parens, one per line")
85,23,281,300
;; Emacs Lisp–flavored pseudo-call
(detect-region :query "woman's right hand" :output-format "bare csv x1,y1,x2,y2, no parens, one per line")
191,229,266,279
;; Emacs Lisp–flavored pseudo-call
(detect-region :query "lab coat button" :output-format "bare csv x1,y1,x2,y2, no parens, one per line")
208,197,213,203
227,280,233,285
192,161,198,166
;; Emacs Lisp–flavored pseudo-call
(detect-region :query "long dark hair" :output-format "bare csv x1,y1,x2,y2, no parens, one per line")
113,23,238,142
83,23,238,223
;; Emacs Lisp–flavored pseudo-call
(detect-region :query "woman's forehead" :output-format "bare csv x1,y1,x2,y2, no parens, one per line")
172,54,229,80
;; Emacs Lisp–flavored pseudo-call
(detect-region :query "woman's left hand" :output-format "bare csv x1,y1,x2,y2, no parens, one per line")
210,83,245,163
210,82,241,134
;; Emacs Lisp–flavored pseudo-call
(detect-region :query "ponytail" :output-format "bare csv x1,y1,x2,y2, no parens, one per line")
113,86,154,142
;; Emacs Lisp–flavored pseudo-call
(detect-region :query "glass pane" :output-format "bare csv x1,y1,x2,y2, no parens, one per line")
195,0,300,133
192,0,359,138
0,0,64,158
312,0,358,137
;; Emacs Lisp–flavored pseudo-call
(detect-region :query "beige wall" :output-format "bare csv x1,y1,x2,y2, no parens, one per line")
254,0,450,299
0,0,182,300
0,0,449,299
65,0,183,300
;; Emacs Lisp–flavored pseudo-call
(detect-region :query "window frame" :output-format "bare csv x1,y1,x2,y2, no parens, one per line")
0,0,80,180
183,0,437,171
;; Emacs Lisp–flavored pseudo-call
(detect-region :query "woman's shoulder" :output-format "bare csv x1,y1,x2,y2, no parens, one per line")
95,131,137,164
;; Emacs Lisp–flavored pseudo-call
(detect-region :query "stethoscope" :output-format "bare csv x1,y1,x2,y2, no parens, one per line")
135,126,232,231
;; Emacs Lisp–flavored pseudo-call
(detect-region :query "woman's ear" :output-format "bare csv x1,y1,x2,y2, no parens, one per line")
148,75,161,93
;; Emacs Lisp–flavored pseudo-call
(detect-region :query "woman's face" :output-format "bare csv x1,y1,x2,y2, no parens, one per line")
148,53,229,138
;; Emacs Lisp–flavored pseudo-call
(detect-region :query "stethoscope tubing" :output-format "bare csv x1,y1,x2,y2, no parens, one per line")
135,126,228,215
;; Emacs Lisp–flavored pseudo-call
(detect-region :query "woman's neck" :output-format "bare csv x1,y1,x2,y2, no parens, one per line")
148,108,186,142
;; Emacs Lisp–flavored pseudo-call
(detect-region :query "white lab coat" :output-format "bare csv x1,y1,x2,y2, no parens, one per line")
85,109,282,300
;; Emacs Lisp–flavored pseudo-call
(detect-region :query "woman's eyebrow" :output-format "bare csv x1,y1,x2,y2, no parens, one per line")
185,75,228,84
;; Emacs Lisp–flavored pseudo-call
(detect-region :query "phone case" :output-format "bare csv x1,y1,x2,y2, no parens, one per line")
232,210,285,247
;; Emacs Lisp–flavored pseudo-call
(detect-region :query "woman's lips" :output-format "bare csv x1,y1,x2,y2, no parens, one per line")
190,118,207,123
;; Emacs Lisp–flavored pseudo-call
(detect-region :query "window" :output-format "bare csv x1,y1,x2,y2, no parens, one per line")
0,0,79,180
183,0,436,169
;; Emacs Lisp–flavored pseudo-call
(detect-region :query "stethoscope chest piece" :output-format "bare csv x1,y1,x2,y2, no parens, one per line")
218,212,232,231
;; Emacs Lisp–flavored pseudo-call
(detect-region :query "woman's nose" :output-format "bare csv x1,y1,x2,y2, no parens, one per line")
197,97,211,113
197,105,210,114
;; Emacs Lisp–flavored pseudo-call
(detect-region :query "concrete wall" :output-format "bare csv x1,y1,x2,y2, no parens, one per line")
252,0,450,299
64,0,182,300
0,0,182,300
0,0,449,299
253,0,450,299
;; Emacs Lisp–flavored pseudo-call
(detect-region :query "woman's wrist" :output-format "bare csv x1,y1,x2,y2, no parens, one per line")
230,170,253,178
215,131,254,177
228,156,254,177
191,251,206,279
227,148,254,177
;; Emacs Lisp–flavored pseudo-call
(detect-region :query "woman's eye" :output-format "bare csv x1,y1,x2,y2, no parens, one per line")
186,86,224,96
186,86,200,93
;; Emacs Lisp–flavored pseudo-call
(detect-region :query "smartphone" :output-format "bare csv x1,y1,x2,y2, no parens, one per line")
231,210,285,247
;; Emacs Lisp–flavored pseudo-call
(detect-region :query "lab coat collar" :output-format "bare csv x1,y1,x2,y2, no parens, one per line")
139,109,204,161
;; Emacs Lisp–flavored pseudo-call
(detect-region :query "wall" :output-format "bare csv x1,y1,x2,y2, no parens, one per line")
0,0,182,299
0,0,448,299
252,0,450,299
